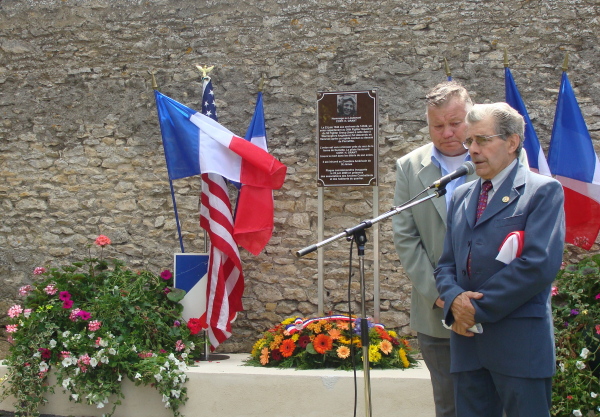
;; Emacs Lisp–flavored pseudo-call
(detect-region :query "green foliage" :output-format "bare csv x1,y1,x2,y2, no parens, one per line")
552,254,600,417
246,315,417,371
2,240,199,417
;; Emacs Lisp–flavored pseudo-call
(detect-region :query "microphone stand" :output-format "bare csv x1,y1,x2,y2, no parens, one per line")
296,186,447,417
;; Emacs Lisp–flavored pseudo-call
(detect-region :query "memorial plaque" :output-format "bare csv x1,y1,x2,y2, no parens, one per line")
317,90,378,187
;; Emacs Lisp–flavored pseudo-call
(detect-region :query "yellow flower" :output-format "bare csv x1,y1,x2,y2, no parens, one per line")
251,339,266,356
337,345,351,359
269,335,283,350
399,348,410,368
379,339,393,355
369,345,381,363
324,323,333,331
339,336,351,344
291,333,300,341
582,310,589,315
388,330,398,338
281,317,297,325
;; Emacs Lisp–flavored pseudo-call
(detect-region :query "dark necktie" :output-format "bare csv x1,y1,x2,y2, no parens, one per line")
468,181,493,276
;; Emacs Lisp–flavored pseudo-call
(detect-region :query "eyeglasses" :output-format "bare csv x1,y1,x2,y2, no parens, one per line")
462,134,504,149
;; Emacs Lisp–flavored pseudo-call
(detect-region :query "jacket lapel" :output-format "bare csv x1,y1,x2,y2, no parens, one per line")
417,159,447,224
476,162,525,226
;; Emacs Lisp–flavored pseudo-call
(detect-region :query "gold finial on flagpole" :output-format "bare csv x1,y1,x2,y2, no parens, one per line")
149,70,158,89
258,73,266,92
503,48,509,68
444,58,451,78
196,65,214,80
562,53,569,72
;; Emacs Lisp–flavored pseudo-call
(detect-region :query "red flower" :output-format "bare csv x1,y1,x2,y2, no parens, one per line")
160,270,173,280
313,334,333,354
297,335,311,348
187,318,206,335
279,339,296,358
38,348,51,360
95,235,111,247
271,349,282,361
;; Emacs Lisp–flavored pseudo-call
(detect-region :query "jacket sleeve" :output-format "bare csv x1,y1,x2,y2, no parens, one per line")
392,158,439,308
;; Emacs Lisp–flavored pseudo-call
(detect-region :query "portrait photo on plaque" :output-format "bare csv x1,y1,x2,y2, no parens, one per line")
336,94,358,117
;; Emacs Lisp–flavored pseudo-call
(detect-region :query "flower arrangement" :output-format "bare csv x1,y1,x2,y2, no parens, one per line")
2,236,201,417
552,254,600,417
247,315,417,370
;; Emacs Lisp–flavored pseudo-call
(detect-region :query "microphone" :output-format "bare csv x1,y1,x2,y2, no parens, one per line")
430,161,475,189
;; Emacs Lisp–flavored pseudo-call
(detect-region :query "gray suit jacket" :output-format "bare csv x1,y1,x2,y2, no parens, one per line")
393,143,479,338
435,162,565,378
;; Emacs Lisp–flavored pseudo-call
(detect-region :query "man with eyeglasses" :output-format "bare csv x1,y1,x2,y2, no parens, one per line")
435,102,565,416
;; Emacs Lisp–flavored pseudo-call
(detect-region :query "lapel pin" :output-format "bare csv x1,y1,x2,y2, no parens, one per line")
502,196,509,203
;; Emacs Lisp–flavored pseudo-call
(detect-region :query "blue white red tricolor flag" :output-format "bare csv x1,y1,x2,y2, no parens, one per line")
233,92,276,255
547,71,600,250
154,80,286,347
504,67,551,176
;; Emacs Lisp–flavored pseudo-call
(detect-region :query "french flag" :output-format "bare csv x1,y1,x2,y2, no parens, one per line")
505,66,551,176
547,71,600,250
154,91,286,190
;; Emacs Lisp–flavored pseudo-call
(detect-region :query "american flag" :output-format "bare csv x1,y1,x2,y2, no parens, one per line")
199,78,244,348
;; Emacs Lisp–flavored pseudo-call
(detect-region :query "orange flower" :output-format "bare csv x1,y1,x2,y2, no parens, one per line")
375,327,392,341
260,347,269,365
336,321,349,330
280,339,296,358
337,345,351,359
313,334,333,354
379,339,393,355
328,328,342,340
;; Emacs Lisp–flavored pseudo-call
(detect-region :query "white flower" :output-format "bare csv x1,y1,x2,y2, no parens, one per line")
101,356,109,364
117,374,122,382
39,362,49,372
62,331,71,338
62,378,71,389
177,362,188,372
62,357,74,367
49,339,57,348
580,348,590,359
97,402,105,409
73,333,81,340
154,373,163,382
33,351,42,359
90,358,98,367
171,389,181,399
592,392,598,398
576,361,586,370
132,345,137,352
573,410,582,417
164,401,170,409
100,339,109,347
164,360,170,369
189,342,195,350
71,394,79,401
162,394,169,403
559,362,565,372
168,353,176,361
108,348,116,355
135,373,142,380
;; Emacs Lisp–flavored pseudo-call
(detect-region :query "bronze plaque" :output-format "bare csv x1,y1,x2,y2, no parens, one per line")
317,90,378,187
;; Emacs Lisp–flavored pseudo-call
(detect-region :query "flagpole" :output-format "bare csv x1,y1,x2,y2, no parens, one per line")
562,52,569,72
151,70,185,253
444,58,452,81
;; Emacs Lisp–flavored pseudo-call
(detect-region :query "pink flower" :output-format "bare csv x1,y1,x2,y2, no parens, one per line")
59,291,71,301
160,270,173,280
69,308,82,321
44,285,57,295
33,267,46,275
88,320,102,332
175,340,185,351
95,235,111,247
60,351,70,359
596,324,600,335
23,309,32,318
76,310,91,321
595,293,600,300
6,324,18,333
19,285,33,296
62,299,74,309
551,287,559,297
8,305,23,318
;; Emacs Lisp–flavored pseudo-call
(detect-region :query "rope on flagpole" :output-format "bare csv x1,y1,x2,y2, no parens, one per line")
562,53,569,72
150,70,185,253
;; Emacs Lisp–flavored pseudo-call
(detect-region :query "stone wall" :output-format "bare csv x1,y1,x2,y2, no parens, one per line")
1,0,599,352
